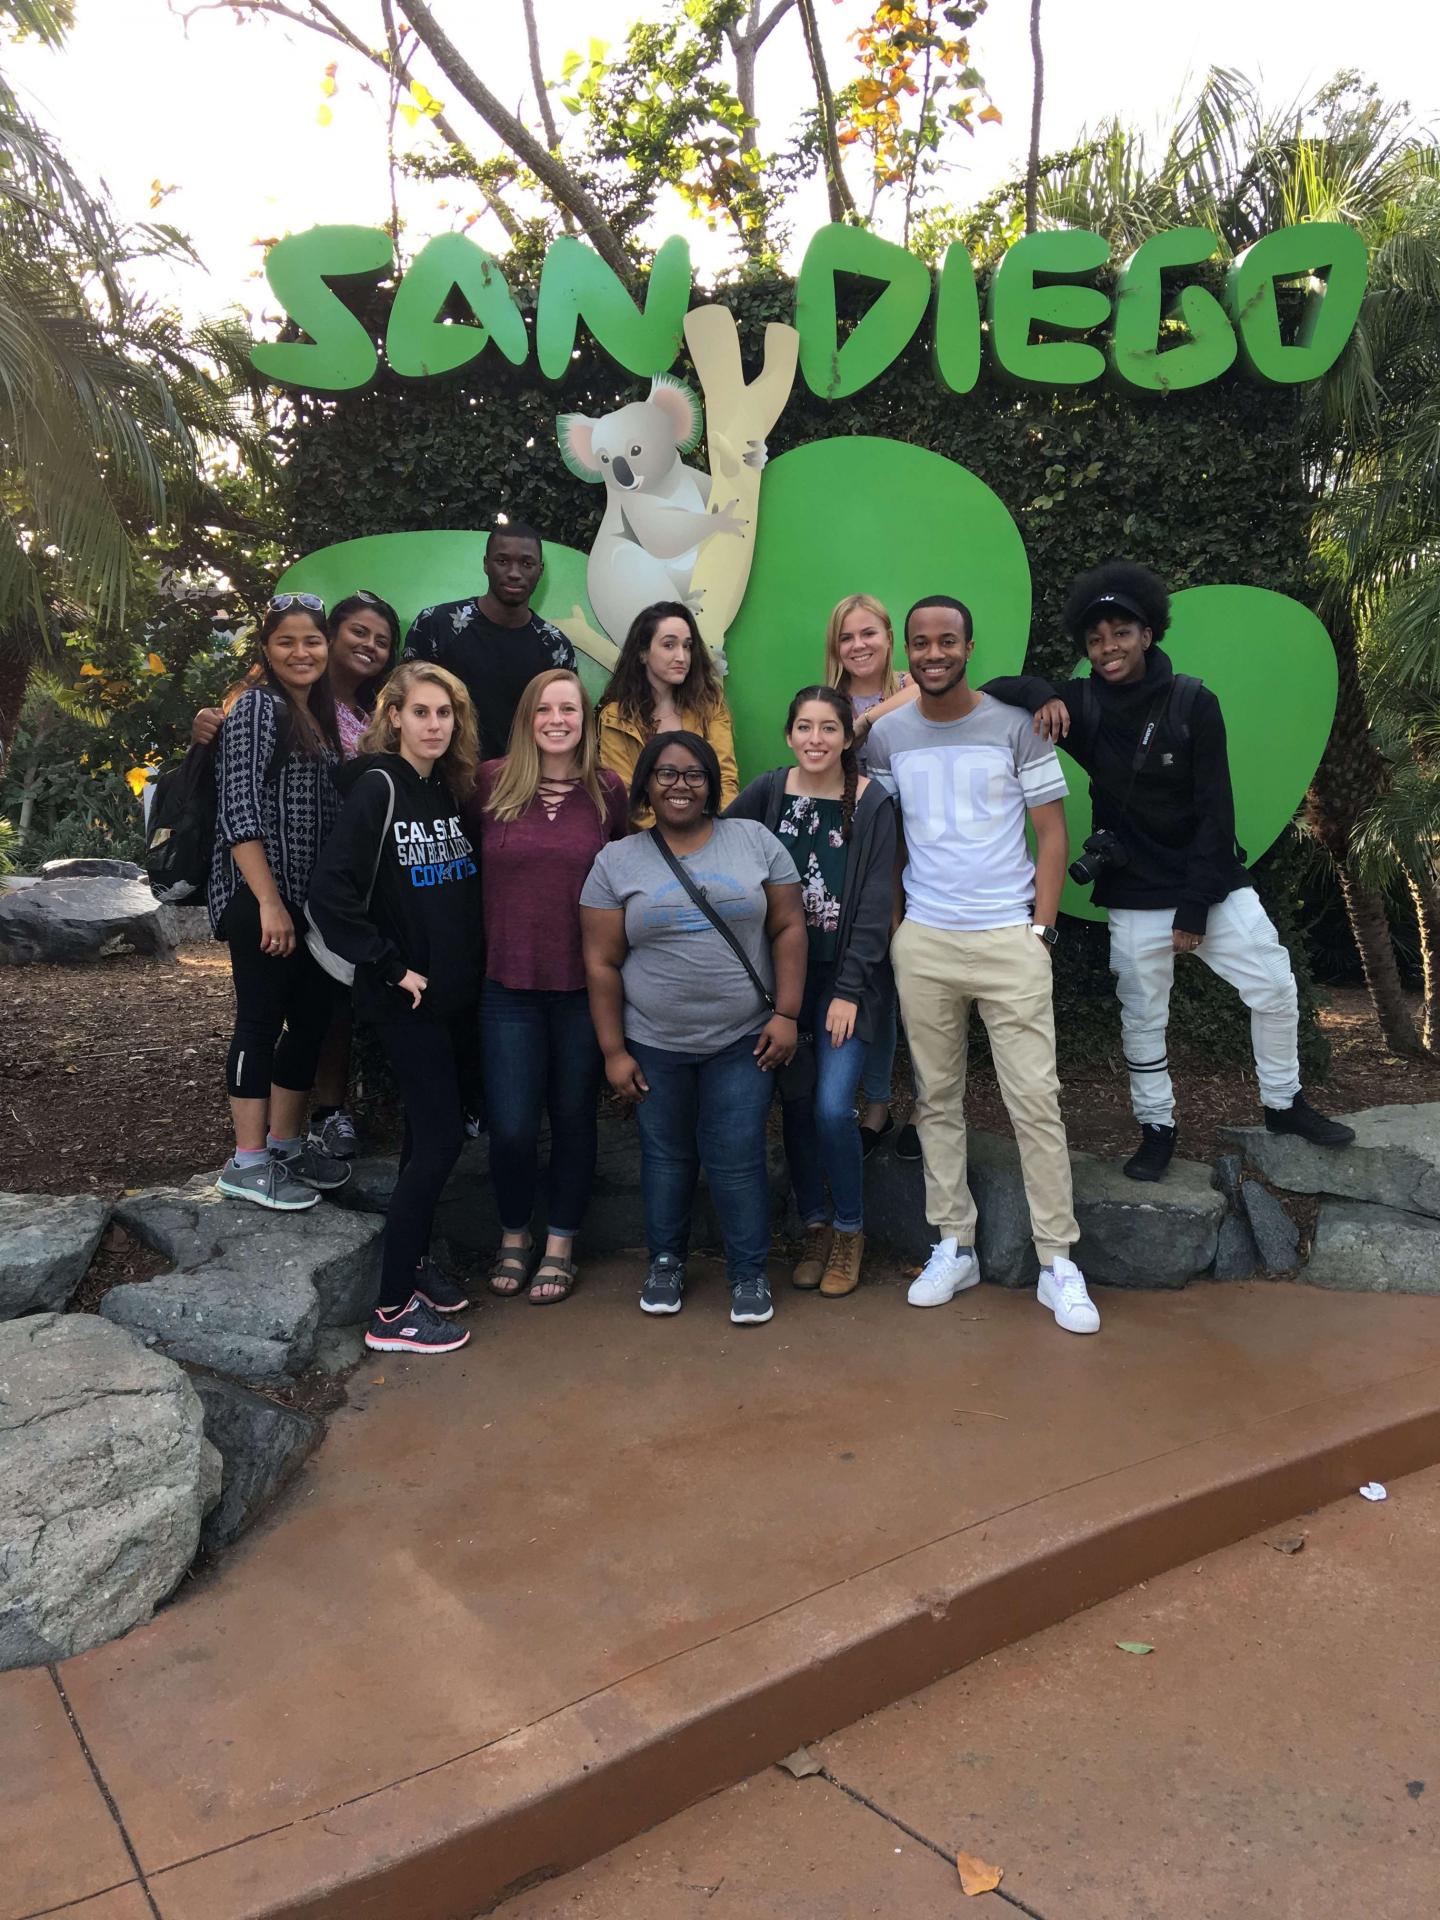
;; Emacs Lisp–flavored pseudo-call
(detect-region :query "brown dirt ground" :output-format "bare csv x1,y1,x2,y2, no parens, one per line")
4,944,1439,1206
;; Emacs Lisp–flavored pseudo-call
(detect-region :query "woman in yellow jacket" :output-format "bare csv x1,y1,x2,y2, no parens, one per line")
596,601,739,820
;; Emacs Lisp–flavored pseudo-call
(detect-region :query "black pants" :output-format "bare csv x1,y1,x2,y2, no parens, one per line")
376,1014,470,1311
222,890,337,1100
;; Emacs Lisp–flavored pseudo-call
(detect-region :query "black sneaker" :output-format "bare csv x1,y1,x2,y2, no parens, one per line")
275,1142,352,1193
858,1114,895,1160
894,1122,922,1162
730,1275,774,1325
364,1295,471,1354
640,1254,686,1316
413,1258,470,1315
1123,1123,1177,1182
1264,1091,1356,1147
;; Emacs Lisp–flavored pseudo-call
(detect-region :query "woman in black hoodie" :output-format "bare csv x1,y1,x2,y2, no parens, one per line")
307,661,483,1356
725,686,897,1299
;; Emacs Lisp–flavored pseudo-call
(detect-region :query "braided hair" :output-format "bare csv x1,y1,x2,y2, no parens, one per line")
785,685,861,841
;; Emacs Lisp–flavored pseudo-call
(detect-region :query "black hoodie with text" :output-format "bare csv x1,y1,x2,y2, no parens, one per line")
306,752,482,1024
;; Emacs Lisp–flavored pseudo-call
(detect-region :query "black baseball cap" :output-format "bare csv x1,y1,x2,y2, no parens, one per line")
1079,591,1150,630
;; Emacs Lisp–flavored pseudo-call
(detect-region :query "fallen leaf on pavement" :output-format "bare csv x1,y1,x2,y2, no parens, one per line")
1271,1536,1306,1554
956,1849,1003,1895
777,1746,824,1779
1115,1641,1154,1655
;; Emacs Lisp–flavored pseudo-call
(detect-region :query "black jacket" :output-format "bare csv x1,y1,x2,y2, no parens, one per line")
306,753,482,1024
724,770,897,1044
983,648,1248,935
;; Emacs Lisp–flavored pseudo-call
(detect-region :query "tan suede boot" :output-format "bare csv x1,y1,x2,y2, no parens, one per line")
792,1223,832,1290
819,1227,865,1297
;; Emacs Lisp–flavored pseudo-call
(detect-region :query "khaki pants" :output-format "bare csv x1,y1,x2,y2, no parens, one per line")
891,919,1078,1265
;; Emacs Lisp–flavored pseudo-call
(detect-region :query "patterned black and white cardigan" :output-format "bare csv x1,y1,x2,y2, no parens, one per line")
207,688,341,932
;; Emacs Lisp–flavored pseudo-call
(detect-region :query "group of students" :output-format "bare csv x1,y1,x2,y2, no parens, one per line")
202,522,1354,1357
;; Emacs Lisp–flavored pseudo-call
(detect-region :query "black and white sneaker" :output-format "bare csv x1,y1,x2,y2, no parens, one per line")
412,1258,469,1315
730,1275,774,1325
640,1254,686,1315
364,1294,471,1355
275,1142,352,1193
310,1108,359,1159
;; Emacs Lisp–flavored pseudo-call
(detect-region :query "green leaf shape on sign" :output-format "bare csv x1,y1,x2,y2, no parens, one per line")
932,241,982,395
251,225,394,392
724,436,1031,776
1225,222,1370,385
535,233,691,382
987,229,1111,387
385,233,528,379
1109,227,1237,393
1056,585,1338,923
796,224,934,400
274,530,613,705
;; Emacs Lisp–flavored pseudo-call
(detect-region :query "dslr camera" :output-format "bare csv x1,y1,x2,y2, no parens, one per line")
1068,828,1129,888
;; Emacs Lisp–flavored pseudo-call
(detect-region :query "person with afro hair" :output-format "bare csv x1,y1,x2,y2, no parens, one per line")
983,560,1354,1181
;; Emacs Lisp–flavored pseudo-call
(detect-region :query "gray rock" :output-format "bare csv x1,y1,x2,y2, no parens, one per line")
114,1172,384,1338
101,1267,321,1380
1240,1180,1300,1272
40,856,146,881
1211,1212,1260,1280
0,874,177,966
190,1375,323,1551
314,1325,366,1375
1305,1199,1440,1294
0,1191,109,1318
1223,1104,1440,1216
1212,1153,1245,1208
0,1314,217,1669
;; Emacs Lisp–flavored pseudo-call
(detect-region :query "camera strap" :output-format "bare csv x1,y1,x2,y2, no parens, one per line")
1113,683,1176,821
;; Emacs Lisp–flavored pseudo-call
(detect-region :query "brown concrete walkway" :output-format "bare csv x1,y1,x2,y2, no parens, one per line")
503,1463,1440,1919
6,1264,1440,1920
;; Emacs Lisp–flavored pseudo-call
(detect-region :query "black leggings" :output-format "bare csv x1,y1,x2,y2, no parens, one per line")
222,890,336,1099
376,1014,470,1310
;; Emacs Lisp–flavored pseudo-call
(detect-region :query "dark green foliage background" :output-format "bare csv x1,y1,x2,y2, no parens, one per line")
280,270,1328,1081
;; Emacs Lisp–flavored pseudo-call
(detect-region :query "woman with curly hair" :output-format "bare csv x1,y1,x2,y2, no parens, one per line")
307,662,483,1356
596,601,738,819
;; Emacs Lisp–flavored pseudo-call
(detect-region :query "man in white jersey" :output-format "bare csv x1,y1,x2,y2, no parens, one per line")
867,595,1099,1335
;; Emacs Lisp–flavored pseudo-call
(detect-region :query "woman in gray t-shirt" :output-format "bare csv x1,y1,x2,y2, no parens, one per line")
581,731,805,1327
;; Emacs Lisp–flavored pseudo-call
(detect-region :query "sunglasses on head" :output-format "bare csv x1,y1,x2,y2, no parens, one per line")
268,592,325,614
354,589,384,606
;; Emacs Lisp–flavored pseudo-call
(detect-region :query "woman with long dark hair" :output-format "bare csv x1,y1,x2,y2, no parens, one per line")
596,602,738,818
465,668,627,1304
581,731,805,1325
726,686,896,1297
209,594,349,1210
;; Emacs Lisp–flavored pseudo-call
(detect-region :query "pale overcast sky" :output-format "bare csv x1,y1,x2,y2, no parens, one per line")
10,0,1434,324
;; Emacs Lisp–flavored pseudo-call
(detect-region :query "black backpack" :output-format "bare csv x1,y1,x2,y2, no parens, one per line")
144,693,294,904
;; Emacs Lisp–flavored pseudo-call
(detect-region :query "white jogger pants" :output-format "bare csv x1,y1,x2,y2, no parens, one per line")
1107,887,1301,1126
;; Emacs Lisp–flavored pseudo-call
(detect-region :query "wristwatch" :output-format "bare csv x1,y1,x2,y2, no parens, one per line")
1030,923,1060,948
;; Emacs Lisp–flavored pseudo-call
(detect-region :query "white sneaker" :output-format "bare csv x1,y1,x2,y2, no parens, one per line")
907,1241,980,1307
1037,1256,1100,1335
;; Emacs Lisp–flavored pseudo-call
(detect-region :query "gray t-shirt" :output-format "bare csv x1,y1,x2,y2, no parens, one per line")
580,819,800,1054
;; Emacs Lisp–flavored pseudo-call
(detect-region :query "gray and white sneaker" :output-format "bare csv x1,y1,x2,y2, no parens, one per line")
274,1142,352,1193
217,1156,320,1211
310,1108,359,1159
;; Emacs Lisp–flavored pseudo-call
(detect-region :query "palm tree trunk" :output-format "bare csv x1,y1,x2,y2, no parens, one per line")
0,653,29,764
1406,866,1440,1052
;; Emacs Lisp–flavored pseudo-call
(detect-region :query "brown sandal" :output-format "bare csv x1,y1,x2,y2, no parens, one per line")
488,1239,533,1297
528,1255,577,1305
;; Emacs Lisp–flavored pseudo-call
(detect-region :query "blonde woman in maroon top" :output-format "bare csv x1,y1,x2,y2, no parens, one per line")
464,669,627,1303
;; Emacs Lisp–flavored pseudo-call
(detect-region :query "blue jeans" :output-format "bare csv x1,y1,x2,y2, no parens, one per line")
481,980,603,1238
780,962,867,1233
860,976,898,1107
629,1031,773,1284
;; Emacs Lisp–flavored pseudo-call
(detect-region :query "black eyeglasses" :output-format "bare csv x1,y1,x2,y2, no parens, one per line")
268,592,325,614
652,766,708,788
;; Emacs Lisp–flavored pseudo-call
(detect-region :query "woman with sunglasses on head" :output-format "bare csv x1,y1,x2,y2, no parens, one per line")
462,669,627,1304
596,602,739,821
308,663,483,1355
209,593,350,1210
580,732,806,1325
726,687,897,1299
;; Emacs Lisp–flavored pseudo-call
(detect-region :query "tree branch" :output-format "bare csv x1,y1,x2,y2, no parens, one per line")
520,0,575,233
1025,0,1044,235
794,0,857,222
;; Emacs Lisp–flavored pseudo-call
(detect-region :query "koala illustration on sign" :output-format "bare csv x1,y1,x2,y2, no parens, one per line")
557,374,756,647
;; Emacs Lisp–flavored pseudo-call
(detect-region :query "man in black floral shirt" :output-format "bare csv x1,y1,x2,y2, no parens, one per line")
404,521,575,760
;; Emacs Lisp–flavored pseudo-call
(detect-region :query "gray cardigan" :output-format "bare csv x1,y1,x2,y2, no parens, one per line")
724,769,897,1045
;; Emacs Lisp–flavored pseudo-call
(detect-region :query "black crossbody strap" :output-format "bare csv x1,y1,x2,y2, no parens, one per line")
648,827,774,1015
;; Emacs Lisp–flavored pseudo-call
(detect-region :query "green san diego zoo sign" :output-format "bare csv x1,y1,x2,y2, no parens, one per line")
258,221,1355,920
254,219,1369,396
